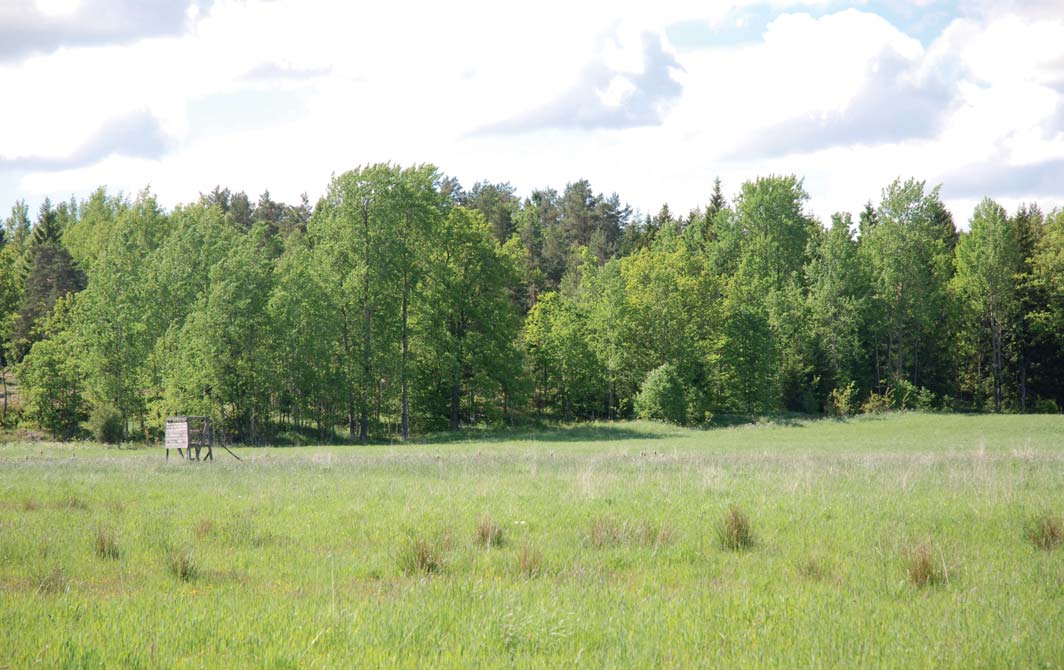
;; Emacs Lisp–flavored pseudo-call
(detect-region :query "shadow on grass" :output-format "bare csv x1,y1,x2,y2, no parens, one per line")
706,413,812,429
412,422,671,445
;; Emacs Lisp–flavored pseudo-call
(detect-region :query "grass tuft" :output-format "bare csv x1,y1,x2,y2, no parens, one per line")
37,568,70,595
166,546,198,581
588,517,673,549
475,516,503,548
398,536,444,575
60,496,90,511
905,543,945,587
95,526,120,560
716,506,755,551
1025,513,1063,551
195,518,215,540
518,544,543,578
799,556,831,581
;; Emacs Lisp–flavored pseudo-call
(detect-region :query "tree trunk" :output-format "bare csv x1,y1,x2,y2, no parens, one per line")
449,378,460,431
401,280,409,440
991,317,1003,413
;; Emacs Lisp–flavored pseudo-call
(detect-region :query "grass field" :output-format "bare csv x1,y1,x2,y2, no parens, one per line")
2,413,1063,669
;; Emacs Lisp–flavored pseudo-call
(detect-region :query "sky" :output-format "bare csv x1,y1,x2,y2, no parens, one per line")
1,0,1063,227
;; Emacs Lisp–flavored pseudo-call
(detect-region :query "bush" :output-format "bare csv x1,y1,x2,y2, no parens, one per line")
89,403,125,444
828,381,858,417
1034,398,1059,414
634,364,688,425
861,390,893,414
893,379,935,411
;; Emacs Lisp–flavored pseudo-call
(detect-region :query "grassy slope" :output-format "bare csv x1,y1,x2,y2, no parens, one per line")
1,413,1062,668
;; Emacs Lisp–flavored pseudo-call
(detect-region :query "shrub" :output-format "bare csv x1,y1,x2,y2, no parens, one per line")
634,364,688,425
1026,514,1063,550
716,506,755,551
166,546,197,581
475,516,503,548
398,536,444,575
95,526,120,560
828,381,858,417
1034,398,1060,414
89,403,125,444
861,390,893,414
893,380,935,411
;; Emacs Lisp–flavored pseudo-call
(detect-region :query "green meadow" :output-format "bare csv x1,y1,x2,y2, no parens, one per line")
1,413,1063,669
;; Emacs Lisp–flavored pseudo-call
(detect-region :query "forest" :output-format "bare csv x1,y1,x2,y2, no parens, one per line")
0,164,1062,443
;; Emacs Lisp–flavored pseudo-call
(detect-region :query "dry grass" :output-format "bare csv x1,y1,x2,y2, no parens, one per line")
588,517,673,549
798,556,831,581
905,543,945,587
1025,513,1063,551
37,568,70,595
59,495,90,511
398,536,444,575
166,546,198,581
95,526,120,560
21,498,40,511
518,544,543,578
716,506,755,551
195,518,215,540
475,516,503,548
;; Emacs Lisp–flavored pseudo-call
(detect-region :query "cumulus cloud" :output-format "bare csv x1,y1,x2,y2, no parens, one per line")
0,110,168,172
0,0,197,61
478,32,683,133
728,10,957,158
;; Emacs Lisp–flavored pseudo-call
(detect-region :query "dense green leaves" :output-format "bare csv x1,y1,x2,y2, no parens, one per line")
3,169,1063,441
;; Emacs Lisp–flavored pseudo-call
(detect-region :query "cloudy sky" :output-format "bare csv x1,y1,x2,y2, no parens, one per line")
1,0,1063,226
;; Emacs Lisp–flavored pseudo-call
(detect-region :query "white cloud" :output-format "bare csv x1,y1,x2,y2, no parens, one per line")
3,0,1064,227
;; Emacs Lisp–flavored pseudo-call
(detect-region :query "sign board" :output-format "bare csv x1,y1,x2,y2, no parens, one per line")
165,418,189,450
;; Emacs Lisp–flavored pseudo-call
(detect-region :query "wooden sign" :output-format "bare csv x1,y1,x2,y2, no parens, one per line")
165,418,190,451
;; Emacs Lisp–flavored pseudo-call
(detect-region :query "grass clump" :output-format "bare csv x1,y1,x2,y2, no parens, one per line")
94,526,120,560
398,535,445,575
475,515,503,548
1025,513,1063,550
716,506,755,551
60,495,90,511
166,546,198,581
37,568,70,595
905,543,946,587
518,544,543,578
194,518,215,540
588,516,673,549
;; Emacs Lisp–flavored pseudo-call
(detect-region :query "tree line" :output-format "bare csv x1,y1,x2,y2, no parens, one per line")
1,165,1062,443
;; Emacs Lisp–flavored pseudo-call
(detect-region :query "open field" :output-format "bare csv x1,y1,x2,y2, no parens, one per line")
1,413,1063,668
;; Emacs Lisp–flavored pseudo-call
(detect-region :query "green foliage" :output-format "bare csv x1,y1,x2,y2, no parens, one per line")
88,403,125,444
861,390,894,415
634,364,688,425
14,298,86,438
828,381,859,417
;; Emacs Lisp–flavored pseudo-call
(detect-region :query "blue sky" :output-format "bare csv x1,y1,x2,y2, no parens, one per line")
1,0,1062,226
